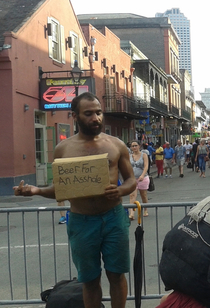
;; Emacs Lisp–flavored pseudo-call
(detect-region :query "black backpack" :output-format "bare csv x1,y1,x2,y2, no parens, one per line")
159,197,210,308
41,278,105,308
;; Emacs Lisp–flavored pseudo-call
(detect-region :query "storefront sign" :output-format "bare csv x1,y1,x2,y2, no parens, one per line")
39,77,95,111
139,111,149,124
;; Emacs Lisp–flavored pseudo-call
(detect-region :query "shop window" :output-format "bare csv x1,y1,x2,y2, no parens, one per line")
57,123,70,143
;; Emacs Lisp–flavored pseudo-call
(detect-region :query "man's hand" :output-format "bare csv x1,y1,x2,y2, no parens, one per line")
13,180,40,196
104,184,121,200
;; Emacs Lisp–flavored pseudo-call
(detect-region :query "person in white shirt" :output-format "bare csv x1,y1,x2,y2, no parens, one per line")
184,140,192,164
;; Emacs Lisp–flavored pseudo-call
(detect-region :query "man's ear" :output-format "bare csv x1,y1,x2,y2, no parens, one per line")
72,112,77,121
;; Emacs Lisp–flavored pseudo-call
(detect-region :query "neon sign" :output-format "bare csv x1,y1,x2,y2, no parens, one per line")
40,78,94,111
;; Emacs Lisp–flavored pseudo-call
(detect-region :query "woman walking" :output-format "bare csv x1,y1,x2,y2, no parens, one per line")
155,142,164,178
195,139,209,178
129,140,150,219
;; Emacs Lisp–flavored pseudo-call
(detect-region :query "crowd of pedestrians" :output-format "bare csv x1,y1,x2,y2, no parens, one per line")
127,138,210,180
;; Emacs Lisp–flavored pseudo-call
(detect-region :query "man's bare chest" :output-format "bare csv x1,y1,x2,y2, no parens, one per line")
62,144,113,158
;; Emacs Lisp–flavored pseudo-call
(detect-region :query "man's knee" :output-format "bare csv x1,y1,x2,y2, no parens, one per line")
83,274,101,291
106,270,126,284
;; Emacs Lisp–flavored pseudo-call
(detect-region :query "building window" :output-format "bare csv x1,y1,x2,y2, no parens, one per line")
70,32,83,69
48,17,65,64
71,33,79,65
105,125,111,135
57,123,70,143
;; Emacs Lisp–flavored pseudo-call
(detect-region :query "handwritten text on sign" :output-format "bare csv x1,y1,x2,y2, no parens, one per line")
58,163,102,185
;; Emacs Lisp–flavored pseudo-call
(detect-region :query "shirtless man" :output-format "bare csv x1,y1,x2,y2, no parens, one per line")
13,92,136,308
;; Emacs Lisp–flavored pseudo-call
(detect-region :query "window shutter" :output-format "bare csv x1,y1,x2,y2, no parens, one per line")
79,38,83,69
48,17,52,59
70,32,74,67
60,25,65,64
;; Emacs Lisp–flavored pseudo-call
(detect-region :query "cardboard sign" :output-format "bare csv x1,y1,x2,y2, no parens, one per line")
52,153,110,201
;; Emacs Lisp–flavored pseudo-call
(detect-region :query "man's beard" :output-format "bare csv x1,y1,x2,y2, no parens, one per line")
77,117,103,136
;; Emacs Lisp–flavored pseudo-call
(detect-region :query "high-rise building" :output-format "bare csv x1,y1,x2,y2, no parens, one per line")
156,8,192,78
200,88,210,110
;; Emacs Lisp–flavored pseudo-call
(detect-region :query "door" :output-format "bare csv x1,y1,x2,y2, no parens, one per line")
46,126,56,184
35,125,47,186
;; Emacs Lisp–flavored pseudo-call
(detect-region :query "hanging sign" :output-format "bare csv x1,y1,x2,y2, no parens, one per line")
39,77,94,111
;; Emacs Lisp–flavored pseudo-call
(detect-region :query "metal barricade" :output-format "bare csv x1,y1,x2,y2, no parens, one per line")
0,202,196,305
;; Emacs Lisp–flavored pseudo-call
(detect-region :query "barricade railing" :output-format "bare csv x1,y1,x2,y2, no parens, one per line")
0,201,197,305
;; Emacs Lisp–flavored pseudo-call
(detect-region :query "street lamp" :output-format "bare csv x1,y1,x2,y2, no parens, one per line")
70,60,83,96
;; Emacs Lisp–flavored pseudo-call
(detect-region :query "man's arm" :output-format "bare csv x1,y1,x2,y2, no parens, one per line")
13,141,63,198
13,180,56,198
163,149,165,159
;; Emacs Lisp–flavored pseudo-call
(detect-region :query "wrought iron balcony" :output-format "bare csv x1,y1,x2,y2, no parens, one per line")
169,105,180,118
150,97,168,115
181,108,191,121
171,68,182,83
186,90,194,100
196,111,206,121
102,95,148,120
201,111,206,120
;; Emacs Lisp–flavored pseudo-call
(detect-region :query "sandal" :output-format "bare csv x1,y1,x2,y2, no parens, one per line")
129,216,134,220
143,212,149,217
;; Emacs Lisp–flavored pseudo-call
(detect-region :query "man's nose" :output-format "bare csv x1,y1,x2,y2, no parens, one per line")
92,113,100,121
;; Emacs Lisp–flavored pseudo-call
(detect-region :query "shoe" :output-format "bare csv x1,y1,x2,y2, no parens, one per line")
180,174,184,178
155,175,160,178
129,216,134,221
165,174,168,178
169,175,172,178
59,216,66,224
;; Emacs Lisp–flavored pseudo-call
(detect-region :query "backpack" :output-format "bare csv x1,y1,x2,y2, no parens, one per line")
41,278,105,308
159,197,210,308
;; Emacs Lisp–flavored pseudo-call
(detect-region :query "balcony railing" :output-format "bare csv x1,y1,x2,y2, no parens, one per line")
150,97,168,114
186,90,194,100
102,95,147,119
201,111,206,120
181,108,191,121
171,67,182,83
170,105,180,117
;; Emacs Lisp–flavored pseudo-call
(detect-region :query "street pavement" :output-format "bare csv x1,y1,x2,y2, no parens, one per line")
1,162,210,308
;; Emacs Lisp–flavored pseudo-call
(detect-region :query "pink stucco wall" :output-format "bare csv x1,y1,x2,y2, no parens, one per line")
0,0,90,179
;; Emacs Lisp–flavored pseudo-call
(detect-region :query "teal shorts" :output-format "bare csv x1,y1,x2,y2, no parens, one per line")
67,204,130,282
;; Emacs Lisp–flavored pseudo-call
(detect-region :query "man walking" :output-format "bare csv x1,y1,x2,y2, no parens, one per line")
184,140,192,164
13,92,136,308
175,140,186,178
163,142,175,178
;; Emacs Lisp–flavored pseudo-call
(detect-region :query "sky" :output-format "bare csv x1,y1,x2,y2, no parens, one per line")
71,0,209,100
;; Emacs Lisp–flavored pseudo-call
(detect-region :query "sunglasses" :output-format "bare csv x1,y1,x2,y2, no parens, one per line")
131,145,138,147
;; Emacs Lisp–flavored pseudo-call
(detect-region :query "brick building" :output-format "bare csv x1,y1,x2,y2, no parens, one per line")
0,0,92,194
0,1,140,195
77,13,192,147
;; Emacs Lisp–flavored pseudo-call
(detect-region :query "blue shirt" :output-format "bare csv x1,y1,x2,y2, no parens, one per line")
175,145,186,159
147,145,156,156
164,147,175,159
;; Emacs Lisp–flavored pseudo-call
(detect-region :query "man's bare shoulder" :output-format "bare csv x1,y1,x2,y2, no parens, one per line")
54,135,77,158
100,133,125,146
